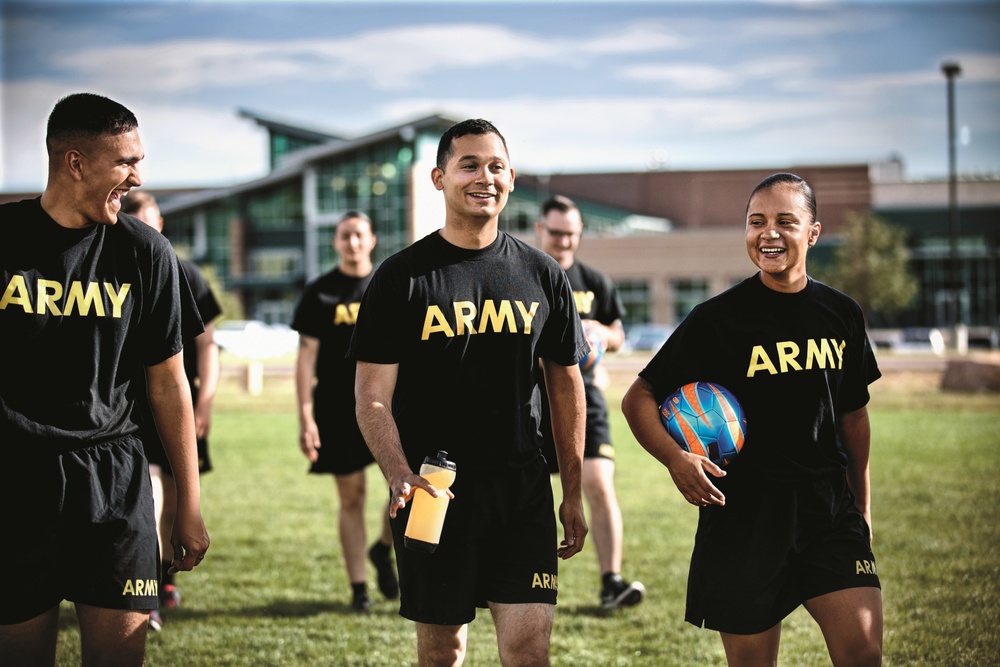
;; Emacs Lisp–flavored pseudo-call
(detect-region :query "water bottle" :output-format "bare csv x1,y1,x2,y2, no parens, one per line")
404,450,457,553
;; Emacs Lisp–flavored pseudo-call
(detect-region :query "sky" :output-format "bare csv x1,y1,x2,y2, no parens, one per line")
2,0,999,192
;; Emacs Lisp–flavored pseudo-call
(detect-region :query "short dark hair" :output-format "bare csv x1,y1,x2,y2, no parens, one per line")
745,173,817,224
120,190,156,215
334,210,372,232
436,118,508,170
540,195,578,218
46,93,138,155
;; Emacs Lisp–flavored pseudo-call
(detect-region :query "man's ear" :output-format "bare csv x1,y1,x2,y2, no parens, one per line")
431,167,444,191
65,150,85,181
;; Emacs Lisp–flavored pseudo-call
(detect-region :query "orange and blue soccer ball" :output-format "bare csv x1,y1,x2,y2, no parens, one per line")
578,327,607,371
659,382,747,466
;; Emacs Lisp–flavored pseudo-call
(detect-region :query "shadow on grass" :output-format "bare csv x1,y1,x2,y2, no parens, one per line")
557,602,637,618
55,597,400,631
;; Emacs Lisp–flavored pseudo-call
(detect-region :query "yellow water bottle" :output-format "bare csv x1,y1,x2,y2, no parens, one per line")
404,451,457,553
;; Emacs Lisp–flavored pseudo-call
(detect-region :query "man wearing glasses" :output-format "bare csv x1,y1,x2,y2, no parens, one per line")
536,195,645,611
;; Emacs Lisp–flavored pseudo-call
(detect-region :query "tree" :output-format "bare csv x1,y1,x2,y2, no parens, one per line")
197,263,245,323
813,212,918,326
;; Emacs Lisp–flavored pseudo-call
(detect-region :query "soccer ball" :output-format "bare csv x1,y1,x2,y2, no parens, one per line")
578,326,607,371
659,382,746,466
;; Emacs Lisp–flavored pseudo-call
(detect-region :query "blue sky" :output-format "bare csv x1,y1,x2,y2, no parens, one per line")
2,1,999,191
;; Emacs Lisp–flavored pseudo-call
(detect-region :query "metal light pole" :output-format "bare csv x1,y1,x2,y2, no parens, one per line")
941,61,964,351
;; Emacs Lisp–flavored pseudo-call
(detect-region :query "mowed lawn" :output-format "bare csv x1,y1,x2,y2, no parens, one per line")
52,355,999,666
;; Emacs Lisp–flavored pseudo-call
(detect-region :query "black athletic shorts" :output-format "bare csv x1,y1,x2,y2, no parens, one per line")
391,455,559,625
541,382,614,474
685,473,880,635
0,436,160,624
311,407,375,476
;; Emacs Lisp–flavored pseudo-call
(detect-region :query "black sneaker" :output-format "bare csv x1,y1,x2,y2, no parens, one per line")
160,584,181,610
351,592,372,613
600,577,646,611
368,541,400,599
148,609,164,631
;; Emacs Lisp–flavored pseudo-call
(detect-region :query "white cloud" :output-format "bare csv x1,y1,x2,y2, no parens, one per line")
130,102,269,188
378,93,836,173
0,81,268,190
621,64,739,91
1,82,72,191
46,21,693,94
580,21,690,54
3,5,997,188
945,53,1000,83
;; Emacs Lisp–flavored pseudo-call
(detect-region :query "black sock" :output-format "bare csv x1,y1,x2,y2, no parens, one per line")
370,541,391,560
602,572,622,589
352,582,368,599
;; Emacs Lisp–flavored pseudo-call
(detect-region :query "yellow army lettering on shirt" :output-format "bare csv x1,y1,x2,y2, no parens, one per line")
855,559,877,575
333,302,361,326
746,338,847,378
0,274,131,318
121,578,159,597
573,290,595,315
421,299,540,340
531,571,558,590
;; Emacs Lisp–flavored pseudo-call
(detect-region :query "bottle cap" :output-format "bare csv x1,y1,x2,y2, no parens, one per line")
424,450,457,471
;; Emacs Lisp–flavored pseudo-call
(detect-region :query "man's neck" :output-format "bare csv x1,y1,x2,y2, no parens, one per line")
40,188,92,229
339,260,372,278
440,215,499,250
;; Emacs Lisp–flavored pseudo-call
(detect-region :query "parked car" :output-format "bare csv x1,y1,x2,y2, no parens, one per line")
213,319,299,359
620,323,674,353
893,327,946,355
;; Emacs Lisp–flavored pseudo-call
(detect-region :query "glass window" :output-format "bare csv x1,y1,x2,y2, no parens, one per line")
271,133,321,169
162,211,196,260
498,191,645,235
205,202,238,288
313,138,414,265
246,182,303,230
673,278,709,323
250,248,303,279
615,279,651,326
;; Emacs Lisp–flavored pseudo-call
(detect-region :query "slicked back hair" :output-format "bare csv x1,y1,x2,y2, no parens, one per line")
436,118,508,170
745,172,817,224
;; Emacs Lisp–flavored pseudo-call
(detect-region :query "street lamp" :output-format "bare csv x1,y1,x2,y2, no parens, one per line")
941,60,963,350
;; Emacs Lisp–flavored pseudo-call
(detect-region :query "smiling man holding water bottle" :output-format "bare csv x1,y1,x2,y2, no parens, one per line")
351,119,589,666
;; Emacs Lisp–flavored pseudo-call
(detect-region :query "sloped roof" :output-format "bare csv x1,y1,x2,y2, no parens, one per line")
237,108,345,143
160,113,457,215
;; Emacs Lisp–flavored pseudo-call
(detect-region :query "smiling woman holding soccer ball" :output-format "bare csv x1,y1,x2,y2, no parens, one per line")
622,173,883,666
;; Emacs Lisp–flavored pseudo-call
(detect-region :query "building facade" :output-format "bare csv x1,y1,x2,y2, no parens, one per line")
7,111,992,339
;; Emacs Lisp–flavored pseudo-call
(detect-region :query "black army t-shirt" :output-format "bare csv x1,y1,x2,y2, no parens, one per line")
178,258,222,392
639,274,880,481
291,268,372,420
0,198,184,447
555,260,625,413
348,231,588,473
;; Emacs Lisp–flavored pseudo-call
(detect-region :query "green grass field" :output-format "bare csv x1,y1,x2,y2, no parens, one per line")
53,359,999,666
